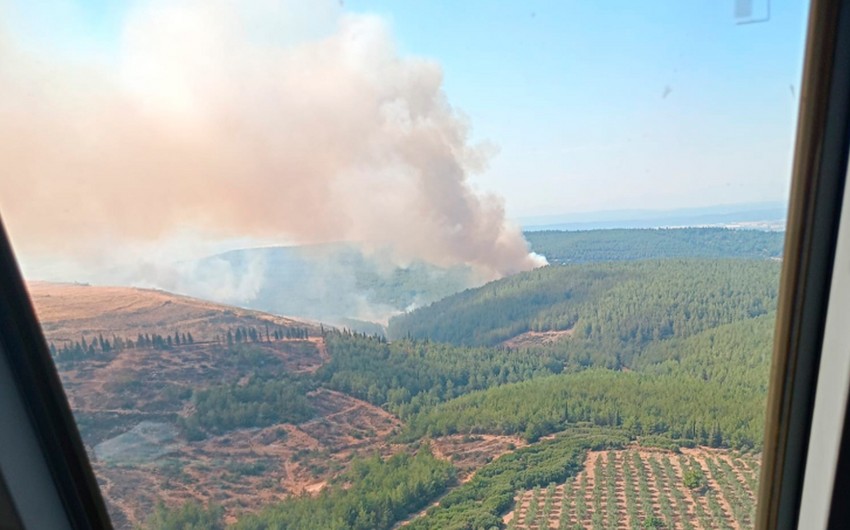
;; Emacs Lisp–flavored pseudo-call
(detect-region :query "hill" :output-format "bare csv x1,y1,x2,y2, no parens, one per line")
173,243,474,326
387,259,780,360
145,228,782,331
525,227,784,264
30,283,549,529
28,281,320,344
27,252,779,529
28,283,385,528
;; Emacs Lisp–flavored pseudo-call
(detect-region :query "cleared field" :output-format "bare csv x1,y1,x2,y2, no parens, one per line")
92,388,402,528
501,328,575,348
506,446,761,530
431,434,528,482
27,283,405,528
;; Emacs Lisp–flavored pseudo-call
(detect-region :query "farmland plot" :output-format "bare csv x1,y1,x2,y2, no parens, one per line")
507,447,760,530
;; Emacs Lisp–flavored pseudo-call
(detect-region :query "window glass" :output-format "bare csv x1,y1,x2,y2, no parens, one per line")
0,1,809,528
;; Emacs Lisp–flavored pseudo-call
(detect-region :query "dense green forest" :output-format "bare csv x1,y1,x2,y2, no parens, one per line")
188,228,781,325
634,312,776,393
141,501,225,530
318,331,565,418
321,306,774,451
403,369,765,449
232,448,455,530
525,227,784,264
394,312,776,451
388,260,780,362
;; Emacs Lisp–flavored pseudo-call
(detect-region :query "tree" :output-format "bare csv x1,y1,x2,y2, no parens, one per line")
144,501,224,530
683,468,707,493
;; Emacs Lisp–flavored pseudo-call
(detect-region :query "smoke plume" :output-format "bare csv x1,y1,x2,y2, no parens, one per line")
0,0,545,280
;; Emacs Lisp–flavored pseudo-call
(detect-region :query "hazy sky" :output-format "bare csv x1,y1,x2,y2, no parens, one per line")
5,0,810,220
346,0,810,217
0,0,811,288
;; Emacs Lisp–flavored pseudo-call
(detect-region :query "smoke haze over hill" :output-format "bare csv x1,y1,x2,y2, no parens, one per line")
0,0,544,282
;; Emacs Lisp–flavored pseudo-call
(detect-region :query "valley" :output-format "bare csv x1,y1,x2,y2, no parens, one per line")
27,229,779,529
0,0,805,524
149,228,783,328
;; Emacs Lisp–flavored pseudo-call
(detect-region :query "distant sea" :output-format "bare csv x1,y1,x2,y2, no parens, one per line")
518,201,787,232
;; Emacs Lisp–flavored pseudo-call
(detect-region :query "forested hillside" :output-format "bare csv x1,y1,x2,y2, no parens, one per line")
317,331,565,418
232,448,455,530
525,227,784,264
132,253,781,529
61,245,781,529
634,312,776,393
403,369,765,449
388,260,780,363
172,228,782,329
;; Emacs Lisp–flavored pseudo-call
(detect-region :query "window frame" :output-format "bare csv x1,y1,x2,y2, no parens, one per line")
757,0,850,527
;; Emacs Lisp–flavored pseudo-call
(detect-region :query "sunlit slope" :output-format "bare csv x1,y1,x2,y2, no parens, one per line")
27,281,320,343
388,259,781,357
399,315,776,451
30,254,782,529
403,368,766,449
634,312,776,392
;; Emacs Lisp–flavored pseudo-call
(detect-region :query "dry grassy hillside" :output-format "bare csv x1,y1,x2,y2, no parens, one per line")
27,281,321,343
25,282,394,527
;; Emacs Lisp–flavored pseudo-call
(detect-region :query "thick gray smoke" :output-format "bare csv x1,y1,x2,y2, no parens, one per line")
0,0,545,281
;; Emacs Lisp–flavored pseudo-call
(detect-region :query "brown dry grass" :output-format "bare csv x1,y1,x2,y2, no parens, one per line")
431,434,527,482
89,383,402,528
28,282,409,528
28,281,321,343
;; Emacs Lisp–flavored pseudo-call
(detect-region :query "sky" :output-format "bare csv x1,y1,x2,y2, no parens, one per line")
345,0,811,217
0,0,811,285
4,0,810,219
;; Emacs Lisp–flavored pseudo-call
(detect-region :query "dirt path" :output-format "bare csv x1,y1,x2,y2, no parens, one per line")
392,489,450,529
400,435,527,528
299,400,361,427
